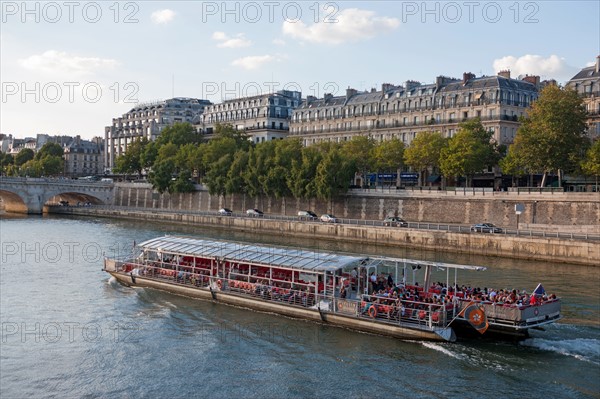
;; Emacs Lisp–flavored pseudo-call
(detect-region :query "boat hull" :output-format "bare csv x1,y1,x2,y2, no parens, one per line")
109,271,454,342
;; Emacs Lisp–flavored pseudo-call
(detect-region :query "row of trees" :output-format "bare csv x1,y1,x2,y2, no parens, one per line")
113,85,599,197
1,143,65,177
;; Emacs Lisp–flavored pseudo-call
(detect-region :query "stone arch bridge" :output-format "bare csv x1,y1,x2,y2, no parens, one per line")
0,177,114,214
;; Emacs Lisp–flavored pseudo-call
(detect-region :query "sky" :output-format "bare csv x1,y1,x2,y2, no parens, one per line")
1,0,599,139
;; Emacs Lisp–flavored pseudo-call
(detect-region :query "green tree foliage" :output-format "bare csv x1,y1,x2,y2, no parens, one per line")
170,170,195,193
507,85,588,186
373,138,405,172
39,155,64,176
35,143,63,159
439,119,497,187
155,122,200,147
114,137,148,178
146,123,204,193
0,152,14,175
404,131,447,186
289,146,322,199
244,142,275,198
314,145,356,200
14,148,34,166
13,144,64,177
148,159,175,194
372,138,405,186
214,123,251,151
174,143,204,180
204,153,232,196
225,150,249,195
343,136,375,187
581,139,600,190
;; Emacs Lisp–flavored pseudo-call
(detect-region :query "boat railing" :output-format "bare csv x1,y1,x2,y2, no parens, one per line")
113,263,456,332
457,298,562,327
340,296,452,328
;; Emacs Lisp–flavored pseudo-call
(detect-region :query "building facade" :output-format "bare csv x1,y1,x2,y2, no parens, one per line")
289,71,539,147
194,90,301,143
566,56,600,140
104,97,211,171
63,136,105,178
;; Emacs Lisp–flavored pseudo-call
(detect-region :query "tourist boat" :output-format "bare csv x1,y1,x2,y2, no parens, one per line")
103,235,562,342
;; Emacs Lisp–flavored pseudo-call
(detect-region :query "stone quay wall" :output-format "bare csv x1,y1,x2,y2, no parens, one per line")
53,206,599,266
112,183,600,231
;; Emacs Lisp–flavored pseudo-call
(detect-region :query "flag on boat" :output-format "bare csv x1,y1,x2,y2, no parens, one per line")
533,283,545,296
459,302,489,334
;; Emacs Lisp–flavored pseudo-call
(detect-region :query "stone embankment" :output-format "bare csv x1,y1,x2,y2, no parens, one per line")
51,206,599,266
112,183,599,231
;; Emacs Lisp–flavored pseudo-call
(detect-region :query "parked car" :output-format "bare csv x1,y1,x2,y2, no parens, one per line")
320,214,339,223
470,223,503,233
218,208,233,216
246,208,264,217
383,216,408,227
298,210,318,220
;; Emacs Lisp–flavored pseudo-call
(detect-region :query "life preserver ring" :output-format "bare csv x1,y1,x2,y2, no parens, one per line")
217,280,222,290
418,310,426,319
432,312,440,322
368,306,378,318
534,308,539,316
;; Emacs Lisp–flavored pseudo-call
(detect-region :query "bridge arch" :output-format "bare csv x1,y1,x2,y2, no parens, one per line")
0,189,28,213
0,178,114,214
45,191,105,207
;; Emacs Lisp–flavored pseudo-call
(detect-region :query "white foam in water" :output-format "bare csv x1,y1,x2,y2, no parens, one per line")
521,338,600,365
108,276,117,285
420,341,466,360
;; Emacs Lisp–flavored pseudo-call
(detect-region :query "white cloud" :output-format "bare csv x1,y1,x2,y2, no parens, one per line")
272,38,286,46
19,50,119,76
212,31,227,41
492,54,577,81
231,55,278,70
151,9,176,24
282,8,399,45
212,32,252,48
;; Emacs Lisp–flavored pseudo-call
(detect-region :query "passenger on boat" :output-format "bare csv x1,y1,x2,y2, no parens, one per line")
369,272,377,292
339,284,347,299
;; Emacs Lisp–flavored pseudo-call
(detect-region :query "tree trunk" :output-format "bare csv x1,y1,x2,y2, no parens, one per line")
558,169,563,188
540,172,547,188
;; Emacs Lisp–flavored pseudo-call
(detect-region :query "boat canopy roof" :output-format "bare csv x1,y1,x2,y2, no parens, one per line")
138,235,364,273
137,235,487,273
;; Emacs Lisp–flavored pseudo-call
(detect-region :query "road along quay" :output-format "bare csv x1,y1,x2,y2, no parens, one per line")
48,206,599,266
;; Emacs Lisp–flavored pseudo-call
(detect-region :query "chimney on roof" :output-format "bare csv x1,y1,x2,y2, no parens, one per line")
324,93,333,101
498,70,511,79
405,80,420,91
346,87,357,100
381,83,394,93
306,95,317,103
462,72,476,85
521,75,540,87
596,55,600,73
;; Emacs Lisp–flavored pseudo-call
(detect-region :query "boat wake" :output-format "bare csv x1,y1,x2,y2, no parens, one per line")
108,276,118,286
419,341,466,360
520,338,600,365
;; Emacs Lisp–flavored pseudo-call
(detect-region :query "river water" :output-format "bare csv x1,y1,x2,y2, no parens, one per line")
1,215,599,398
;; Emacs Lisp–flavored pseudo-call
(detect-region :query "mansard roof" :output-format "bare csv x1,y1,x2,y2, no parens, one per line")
568,66,600,82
